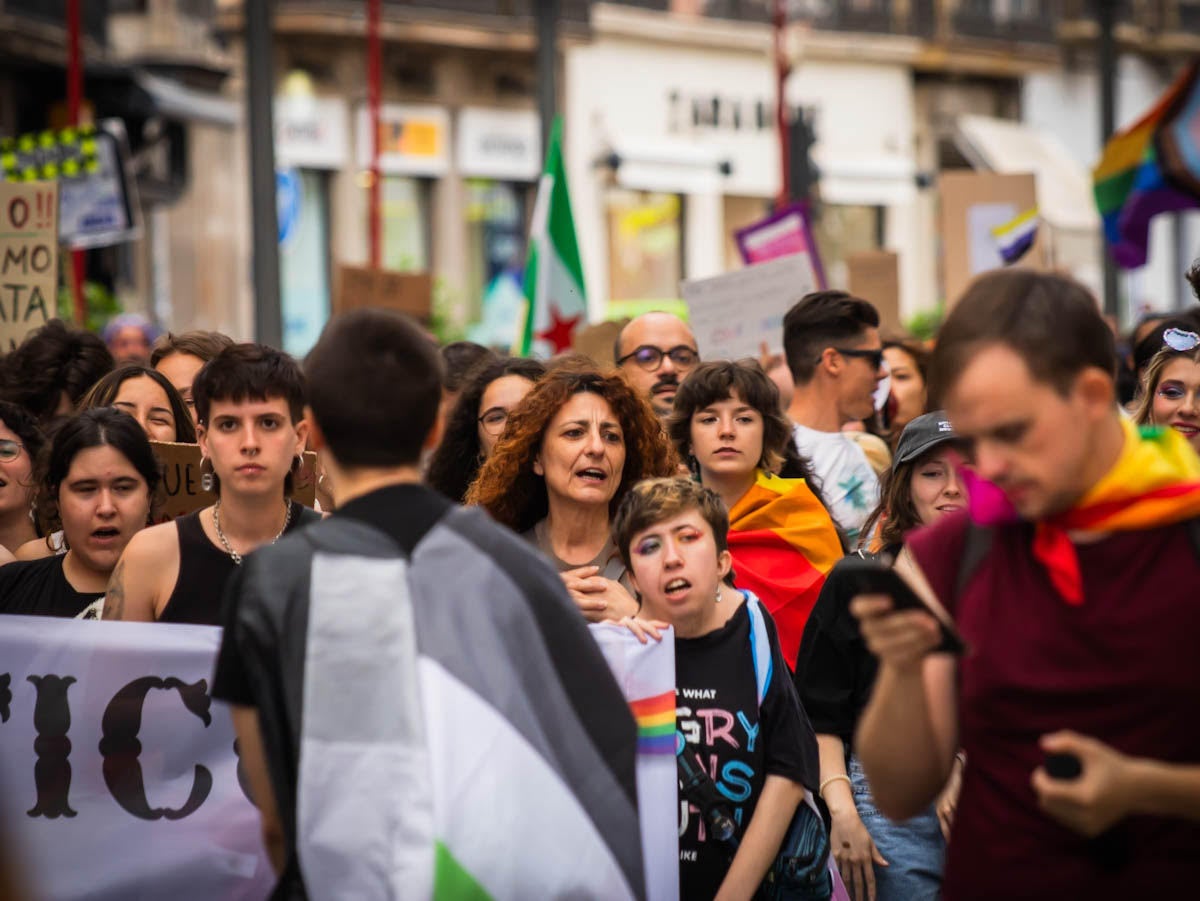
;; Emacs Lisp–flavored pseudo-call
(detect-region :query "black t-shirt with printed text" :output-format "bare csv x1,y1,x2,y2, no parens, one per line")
674,596,819,901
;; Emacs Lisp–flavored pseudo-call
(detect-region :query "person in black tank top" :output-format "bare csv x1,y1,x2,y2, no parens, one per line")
105,344,319,625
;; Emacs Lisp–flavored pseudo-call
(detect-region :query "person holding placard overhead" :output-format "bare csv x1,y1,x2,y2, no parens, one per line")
104,344,321,626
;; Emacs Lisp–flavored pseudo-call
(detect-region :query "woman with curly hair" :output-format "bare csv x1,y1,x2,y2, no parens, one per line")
426,357,546,503
466,359,678,621
667,360,844,666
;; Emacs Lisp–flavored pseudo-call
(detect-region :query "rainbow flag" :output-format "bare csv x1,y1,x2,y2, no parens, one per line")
727,470,844,667
630,690,677,755
1093,63,1200,269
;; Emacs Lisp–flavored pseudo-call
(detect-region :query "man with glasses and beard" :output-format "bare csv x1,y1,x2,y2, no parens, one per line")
614,312,700,420
783,290,887,543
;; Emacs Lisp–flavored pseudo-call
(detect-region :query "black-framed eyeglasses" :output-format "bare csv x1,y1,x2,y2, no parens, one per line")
0,439,24,463
616,344,699,372
478,407,510,437
829,347,885,370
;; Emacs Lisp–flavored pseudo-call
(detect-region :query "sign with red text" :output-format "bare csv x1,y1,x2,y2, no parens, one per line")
0,180,58,351
0,617,274,901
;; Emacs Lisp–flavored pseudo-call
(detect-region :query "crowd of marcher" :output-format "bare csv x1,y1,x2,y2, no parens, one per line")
3,263,1200,901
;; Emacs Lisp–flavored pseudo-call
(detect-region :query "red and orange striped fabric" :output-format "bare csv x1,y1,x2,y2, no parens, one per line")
727,470,843,667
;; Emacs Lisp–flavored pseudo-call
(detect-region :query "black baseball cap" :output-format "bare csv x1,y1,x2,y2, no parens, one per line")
894,411,962,466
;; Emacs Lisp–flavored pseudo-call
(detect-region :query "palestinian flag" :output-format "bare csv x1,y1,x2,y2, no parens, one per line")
515,115,588,357
727,470,844,667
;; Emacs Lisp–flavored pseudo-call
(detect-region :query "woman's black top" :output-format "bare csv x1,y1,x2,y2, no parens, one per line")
159,506,321,626
0,555,104,618
793,546,899,746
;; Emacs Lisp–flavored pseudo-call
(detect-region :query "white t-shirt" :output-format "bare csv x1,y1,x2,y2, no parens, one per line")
792,423,881,542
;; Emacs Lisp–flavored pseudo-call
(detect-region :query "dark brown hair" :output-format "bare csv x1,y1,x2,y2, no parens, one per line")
150,330,235,368
612,477,729,572
77,365,197,443
928,270,1116,408
666,359,793,474
193,343,307,427
465,360,679,533
427,356,547,503
783,290,880,385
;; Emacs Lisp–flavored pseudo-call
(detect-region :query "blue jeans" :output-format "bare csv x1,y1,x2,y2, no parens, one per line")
848,756,944,901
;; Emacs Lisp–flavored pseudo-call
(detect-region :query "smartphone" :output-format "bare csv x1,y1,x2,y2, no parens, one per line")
839,556,968,656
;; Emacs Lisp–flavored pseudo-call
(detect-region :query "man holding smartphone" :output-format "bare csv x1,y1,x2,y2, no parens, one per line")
852,269,1200,900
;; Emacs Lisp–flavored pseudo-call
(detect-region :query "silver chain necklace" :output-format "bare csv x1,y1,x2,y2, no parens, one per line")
213,498,293,565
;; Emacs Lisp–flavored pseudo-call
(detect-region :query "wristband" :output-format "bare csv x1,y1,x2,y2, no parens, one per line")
819,774,852,797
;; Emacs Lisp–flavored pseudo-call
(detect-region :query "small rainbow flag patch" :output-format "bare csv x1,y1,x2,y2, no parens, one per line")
630,690,676,755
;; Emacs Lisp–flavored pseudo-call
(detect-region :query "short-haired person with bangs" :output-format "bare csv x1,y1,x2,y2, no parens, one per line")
853,270,1200,900
105,344,321,625
210,310,644,900
666,360,844,666
783,291,886,543
466,359,679,622
151,329,236,424
610,477,820,900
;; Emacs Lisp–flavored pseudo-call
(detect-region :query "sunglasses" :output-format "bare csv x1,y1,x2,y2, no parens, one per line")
830,347,885,370
616,344,699,372
0,439,24,463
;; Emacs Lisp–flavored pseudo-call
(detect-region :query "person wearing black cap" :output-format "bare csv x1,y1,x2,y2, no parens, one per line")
793,411,967,901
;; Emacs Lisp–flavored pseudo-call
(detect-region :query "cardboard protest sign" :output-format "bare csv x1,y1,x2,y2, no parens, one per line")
151,441,318,520
335,264,432,320
0,180,58,351
681,253,818,362
940,171,1042,307
847,250,901,334
572,319,627,368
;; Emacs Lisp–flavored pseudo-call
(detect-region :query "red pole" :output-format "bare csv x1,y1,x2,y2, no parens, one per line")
367,0,382,270
774,0,790,209
66,0,86,326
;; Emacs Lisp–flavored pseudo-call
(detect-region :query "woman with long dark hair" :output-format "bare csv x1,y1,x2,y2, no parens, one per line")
0,408,159,617
78,364,197,443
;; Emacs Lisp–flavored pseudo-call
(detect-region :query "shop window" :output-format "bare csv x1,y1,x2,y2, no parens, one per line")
280,169,331,357
605,189,683,303
464,179,526,319
723,195,771,270
382,176,432,271
812,204,883,290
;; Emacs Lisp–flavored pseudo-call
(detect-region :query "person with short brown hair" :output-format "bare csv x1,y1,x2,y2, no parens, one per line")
151,330,236,424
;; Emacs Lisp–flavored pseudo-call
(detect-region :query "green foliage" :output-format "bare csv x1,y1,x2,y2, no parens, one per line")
57,279,122,334
429,276,467,345
905,305,945,342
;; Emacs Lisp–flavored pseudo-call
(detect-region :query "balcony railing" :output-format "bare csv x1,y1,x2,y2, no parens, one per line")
2,0,109,46
952,0,1063,43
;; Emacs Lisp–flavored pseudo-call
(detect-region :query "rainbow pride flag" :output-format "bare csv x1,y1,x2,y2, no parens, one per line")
1093,63,1200,269
727,470,844,667
630,690,677,755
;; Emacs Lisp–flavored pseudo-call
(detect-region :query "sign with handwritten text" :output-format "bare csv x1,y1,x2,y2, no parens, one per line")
151,441,319,520
0,181,58,351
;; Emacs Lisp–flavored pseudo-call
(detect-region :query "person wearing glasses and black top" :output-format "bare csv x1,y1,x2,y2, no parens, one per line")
426,356,546,503
782,291,887,544
0,401,44,558
614,312,700,419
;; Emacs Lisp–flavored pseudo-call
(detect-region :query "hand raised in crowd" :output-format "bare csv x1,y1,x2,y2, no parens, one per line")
1030,731,1138,838
615,615,669,644
849,594,941,675
936,754,965,842
828,804,888,901
559,565,640,622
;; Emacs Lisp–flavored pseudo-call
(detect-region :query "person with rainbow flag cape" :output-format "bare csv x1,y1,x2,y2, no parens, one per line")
665,359,845,669
852,270,1200,901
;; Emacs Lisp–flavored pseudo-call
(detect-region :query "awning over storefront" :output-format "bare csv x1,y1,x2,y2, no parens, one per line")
132,71,239,128
954,114,1099,231
603,137,733,196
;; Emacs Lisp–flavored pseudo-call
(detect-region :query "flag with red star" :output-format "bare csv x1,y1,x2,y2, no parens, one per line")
515,116,588,357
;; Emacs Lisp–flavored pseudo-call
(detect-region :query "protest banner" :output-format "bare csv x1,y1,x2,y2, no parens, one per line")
0,180,58,351
590,623,679,901
334,264,432,321
847,250,901,334
734,203,826,288
681,253,818,361
0,616,274,901
152,441,318,521
940,171,1042,307
572,318,627,367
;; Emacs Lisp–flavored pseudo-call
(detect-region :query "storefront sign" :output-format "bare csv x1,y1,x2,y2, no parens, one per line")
356,104,450,176
275,95,349,170
457,108,540,181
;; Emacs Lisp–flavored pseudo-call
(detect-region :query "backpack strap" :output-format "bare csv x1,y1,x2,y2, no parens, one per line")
1188,517,1200,564
744,593,774,708
954,522,994,603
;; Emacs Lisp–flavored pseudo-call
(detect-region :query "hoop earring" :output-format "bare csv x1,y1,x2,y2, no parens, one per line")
292,454,303,472
200,457,215,493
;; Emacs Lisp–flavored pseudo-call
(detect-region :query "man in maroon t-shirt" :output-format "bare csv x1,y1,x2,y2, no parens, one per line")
851,270,1200,900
